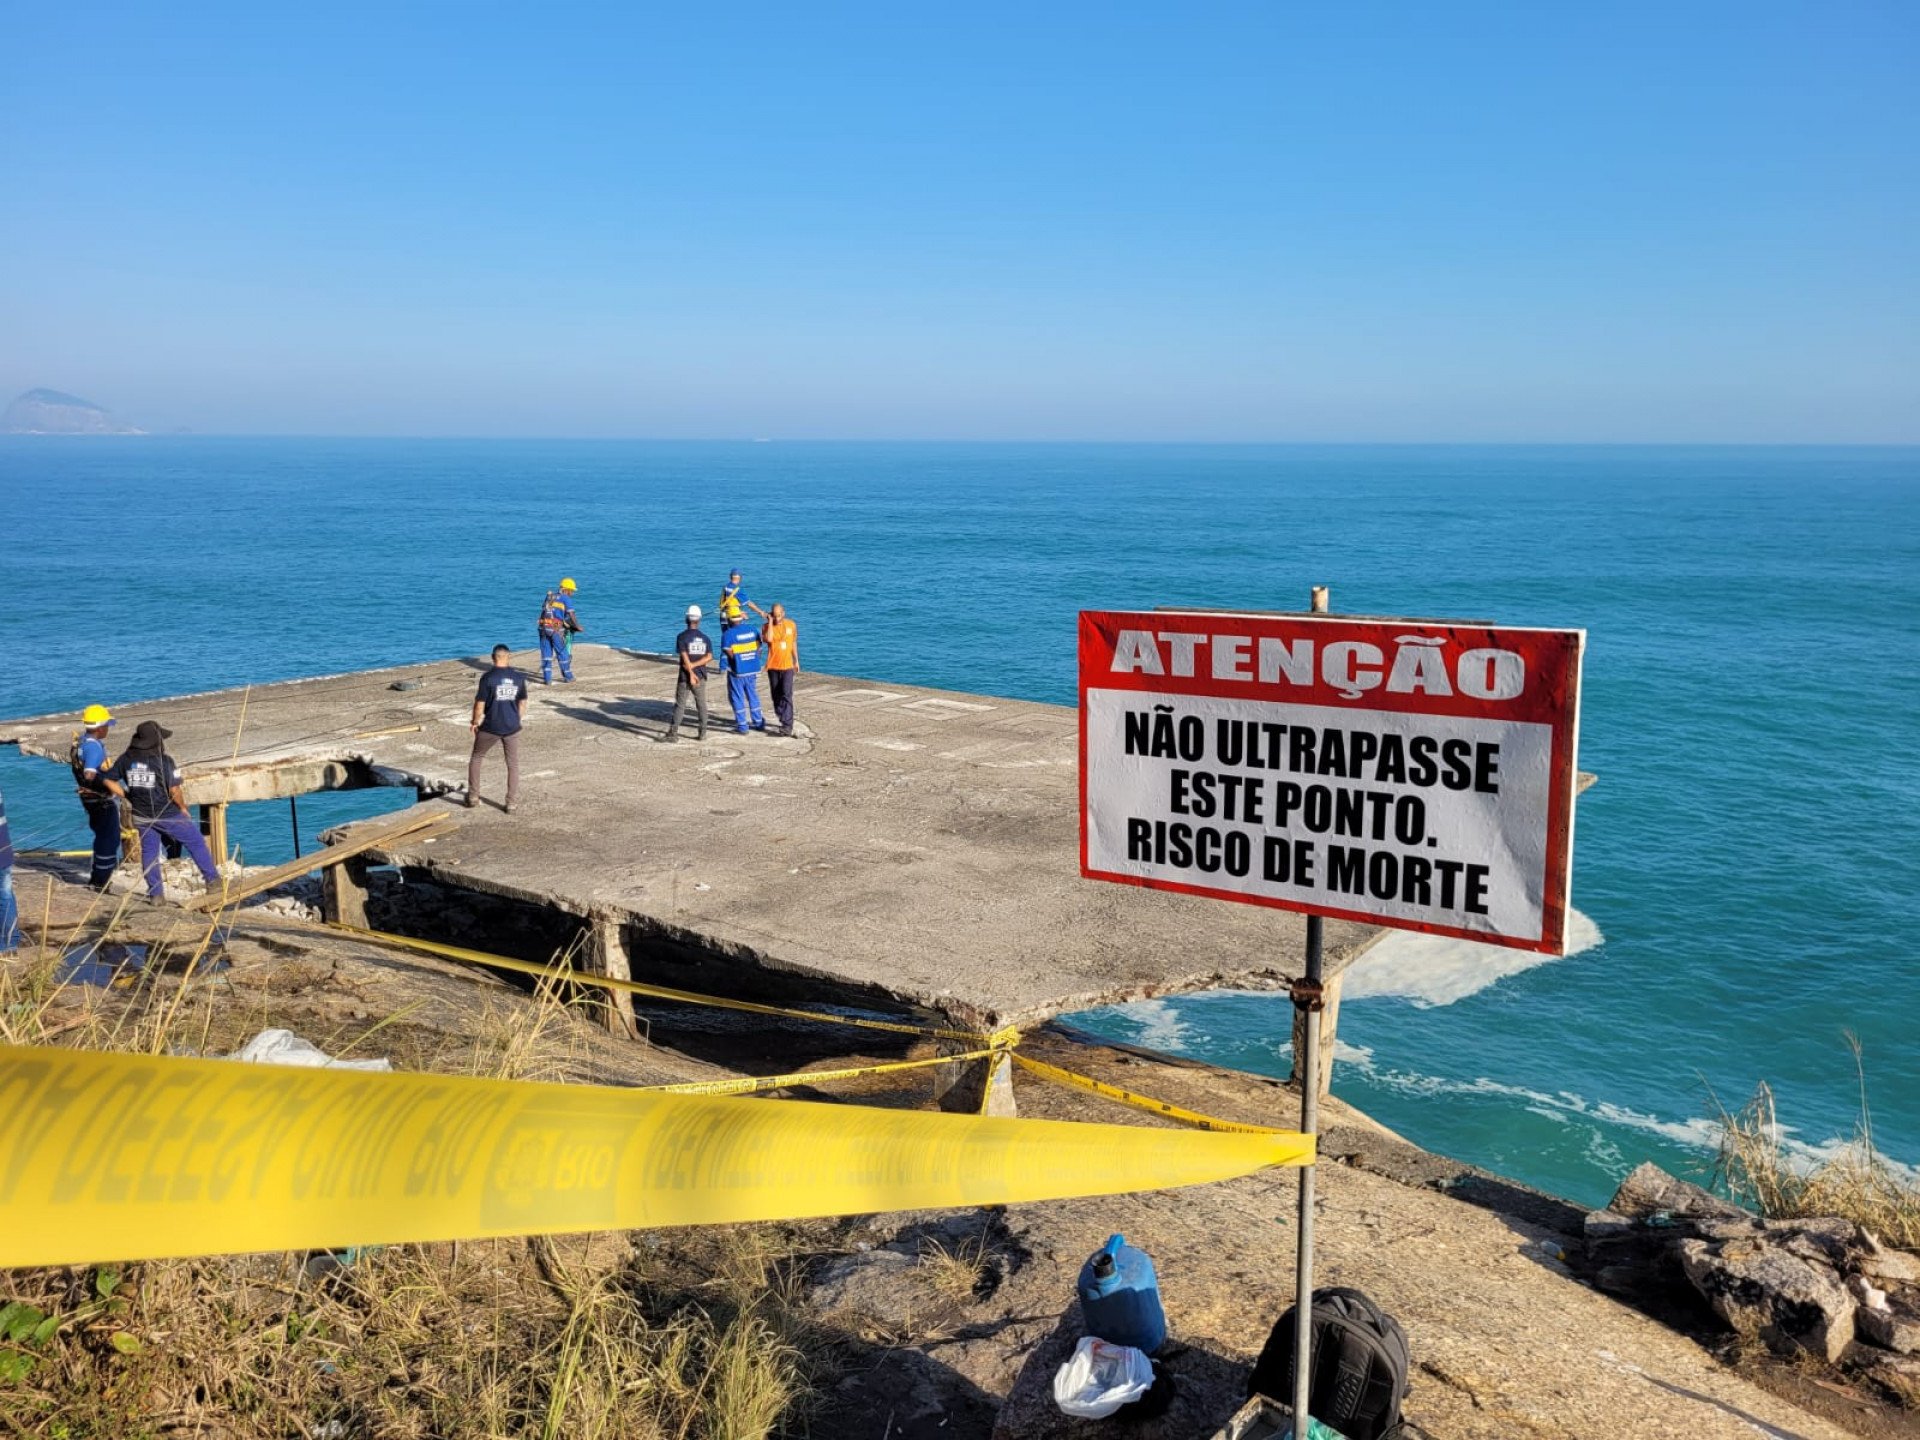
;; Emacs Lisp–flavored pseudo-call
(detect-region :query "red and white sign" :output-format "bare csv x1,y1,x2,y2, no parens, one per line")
1079,610,1585,955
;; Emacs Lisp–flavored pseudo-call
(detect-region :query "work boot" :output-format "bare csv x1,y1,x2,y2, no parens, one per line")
665,731,679,743
464,795,479,809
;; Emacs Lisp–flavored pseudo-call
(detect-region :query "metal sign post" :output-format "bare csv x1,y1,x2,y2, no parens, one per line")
1291,583,1329,1438
1291,911,1324,1437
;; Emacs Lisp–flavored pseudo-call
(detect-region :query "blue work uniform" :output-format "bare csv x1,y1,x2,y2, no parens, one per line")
71,731,121,888
0,786,18,952
721,619,766,733
537,591,578,682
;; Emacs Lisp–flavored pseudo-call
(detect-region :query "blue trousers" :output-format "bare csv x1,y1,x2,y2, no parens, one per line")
727,670,765,732
0,864,17,953
83,799,121,888
539,630,573,682
136,814,220,900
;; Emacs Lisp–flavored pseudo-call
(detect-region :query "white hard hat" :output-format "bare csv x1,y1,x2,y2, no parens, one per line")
686,604,702,620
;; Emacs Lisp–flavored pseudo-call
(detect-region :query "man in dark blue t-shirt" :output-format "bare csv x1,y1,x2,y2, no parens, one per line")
668,605,712,742
468,645,527,812
100,720,223,900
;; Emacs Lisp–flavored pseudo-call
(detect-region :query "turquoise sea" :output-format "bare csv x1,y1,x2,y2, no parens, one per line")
2,438,1915,1208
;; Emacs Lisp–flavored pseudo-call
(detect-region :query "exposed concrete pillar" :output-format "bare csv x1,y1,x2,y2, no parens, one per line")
586,915,637,1037
321,855,371,929
198,802,230,866
935,1044,1017,1117
1289,971,1343,1100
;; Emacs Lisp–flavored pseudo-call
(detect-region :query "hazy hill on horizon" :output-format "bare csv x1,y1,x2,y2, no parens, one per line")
2,388,143,435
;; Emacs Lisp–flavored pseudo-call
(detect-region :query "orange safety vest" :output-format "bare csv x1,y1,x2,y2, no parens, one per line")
764,619,798,670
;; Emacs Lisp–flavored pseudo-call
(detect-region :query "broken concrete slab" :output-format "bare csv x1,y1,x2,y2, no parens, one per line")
2,645,1379,1029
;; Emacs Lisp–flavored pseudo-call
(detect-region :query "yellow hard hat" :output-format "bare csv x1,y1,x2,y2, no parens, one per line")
82,704,114,727
560,577,577,592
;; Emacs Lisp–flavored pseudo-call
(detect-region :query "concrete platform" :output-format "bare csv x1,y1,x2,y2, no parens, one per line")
1,645,1375,1028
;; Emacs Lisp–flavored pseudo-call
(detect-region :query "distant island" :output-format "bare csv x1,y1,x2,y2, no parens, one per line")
2,388,144,435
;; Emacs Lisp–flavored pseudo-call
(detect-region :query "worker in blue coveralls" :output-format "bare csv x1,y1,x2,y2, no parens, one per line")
70,703,122,889
721,611,768,734
0,783,19,953
536,577,582,684
719,568,768,626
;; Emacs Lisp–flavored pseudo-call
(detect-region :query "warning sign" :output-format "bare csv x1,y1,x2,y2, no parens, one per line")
1079,610,1584,955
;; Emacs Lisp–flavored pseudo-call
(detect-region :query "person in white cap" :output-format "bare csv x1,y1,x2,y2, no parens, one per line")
668,605,713,742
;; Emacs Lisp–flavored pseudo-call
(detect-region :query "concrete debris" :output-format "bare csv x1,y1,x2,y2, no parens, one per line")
1676,1235,1856,1362
1847,1273,1891,1312
1859,1232,1920,1287
1857,1292,1920,1354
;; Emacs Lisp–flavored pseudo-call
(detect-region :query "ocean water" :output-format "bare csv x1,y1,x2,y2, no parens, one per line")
2,438,1915,1208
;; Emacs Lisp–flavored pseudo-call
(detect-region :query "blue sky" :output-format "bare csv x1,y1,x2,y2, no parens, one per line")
2,3,1914,440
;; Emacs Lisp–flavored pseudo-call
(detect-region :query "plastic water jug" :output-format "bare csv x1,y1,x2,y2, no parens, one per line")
1077,1233,1167,1354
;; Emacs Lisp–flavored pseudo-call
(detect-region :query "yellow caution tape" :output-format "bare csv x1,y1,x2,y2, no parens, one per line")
1011,1054,1288,1135
330,922,1018,1048
0,1045,1312,1266
642,1048,998,1097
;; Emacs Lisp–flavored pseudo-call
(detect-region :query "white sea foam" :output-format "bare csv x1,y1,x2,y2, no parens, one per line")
1340,1056,1920,1184
1127,998,1193,1052
1339,908,1603,1007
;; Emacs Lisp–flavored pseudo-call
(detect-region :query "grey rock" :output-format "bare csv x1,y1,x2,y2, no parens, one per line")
1583,1208,1637,1242
1676,1236,1856,1362
1858,1292,1920,1354
808,1248,921,1329
1608,1162,1745,1224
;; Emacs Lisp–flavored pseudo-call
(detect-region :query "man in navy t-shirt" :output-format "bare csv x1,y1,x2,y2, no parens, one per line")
468,645,526,812
100,720,223,900
668,605,712,742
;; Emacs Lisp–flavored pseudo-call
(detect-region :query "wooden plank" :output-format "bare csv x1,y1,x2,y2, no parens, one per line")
184,811,455,912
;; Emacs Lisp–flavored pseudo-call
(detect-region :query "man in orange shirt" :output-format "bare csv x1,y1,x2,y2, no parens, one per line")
763,602,799,737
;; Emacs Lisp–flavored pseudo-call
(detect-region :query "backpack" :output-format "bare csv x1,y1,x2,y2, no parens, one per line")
1247,1287,1410,1440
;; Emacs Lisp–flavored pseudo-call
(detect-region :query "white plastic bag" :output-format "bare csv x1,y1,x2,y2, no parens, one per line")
1052,1335,1154,1419
231,1027,391,1071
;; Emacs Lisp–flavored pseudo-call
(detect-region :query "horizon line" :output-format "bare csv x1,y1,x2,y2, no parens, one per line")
3,433,1918,448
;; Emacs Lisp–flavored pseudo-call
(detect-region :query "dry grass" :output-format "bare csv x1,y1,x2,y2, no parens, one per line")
916,1235,989,1304
1710,1037,1920,1250
0,912,813,1439
0,1231,810,1440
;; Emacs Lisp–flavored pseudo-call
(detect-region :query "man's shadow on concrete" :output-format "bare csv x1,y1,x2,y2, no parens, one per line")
550,697,677,737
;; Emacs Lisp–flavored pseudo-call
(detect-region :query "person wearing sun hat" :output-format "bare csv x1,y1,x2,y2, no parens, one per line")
99,720,222,901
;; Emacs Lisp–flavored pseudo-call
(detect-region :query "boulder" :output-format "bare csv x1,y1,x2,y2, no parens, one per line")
1608,1163,1745,1224
1676,1236,1856,1362
1858,1292,1920,1355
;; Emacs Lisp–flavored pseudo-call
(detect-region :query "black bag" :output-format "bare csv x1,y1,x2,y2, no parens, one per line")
1247,1286,1410,1440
